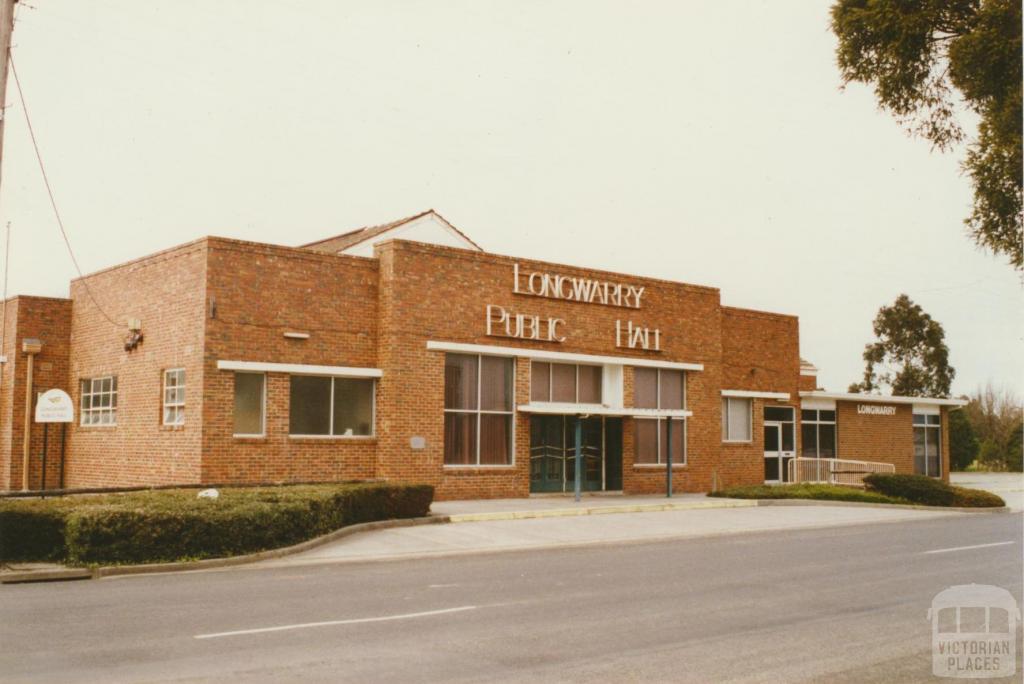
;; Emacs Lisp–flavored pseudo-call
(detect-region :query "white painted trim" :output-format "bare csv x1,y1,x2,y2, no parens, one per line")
426,340,703,371
517,402,692,418
283,332,310,340
217,360,383,378
799,391,965,407
912,403,942,416
721,389,790,401
800,369,817,377
800,397,836,410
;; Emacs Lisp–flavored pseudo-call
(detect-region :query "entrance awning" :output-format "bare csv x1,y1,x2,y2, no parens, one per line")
517,402,692,419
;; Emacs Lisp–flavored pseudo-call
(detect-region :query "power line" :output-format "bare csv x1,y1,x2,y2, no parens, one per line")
7,48,122,329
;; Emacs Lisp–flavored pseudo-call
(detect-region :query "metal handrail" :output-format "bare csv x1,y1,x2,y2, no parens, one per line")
787,457,896,488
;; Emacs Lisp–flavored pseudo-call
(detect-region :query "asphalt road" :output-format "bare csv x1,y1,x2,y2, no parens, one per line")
1,512,1021,683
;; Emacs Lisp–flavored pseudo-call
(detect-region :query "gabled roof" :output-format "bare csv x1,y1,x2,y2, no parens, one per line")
300,209,483,255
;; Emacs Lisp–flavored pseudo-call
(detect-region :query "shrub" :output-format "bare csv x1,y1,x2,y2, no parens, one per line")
863,473,1005,507
0,500,74,562
708,483,905,505
1,482,434,565
950,486,1006,508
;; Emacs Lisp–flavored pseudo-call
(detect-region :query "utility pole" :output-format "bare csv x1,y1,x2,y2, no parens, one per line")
0,0,16,192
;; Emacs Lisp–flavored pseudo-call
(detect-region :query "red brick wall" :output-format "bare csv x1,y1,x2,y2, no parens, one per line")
371,240,799,498
200,238,380,483
835,401,950,482
65,241,207,487
0,296,72,490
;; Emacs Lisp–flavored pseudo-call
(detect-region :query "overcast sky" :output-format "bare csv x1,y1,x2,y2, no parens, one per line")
2,0,1020,397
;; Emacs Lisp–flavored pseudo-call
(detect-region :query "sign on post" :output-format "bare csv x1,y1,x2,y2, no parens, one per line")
35,389,74,423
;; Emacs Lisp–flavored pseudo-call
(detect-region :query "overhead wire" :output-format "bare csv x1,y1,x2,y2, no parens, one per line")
7,48,122,329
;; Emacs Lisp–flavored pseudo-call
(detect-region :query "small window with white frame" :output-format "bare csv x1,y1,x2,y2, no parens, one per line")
80,376,118,426
162,368,185,426
721,397,752,442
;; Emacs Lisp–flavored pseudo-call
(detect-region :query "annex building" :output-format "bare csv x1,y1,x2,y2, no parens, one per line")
0,210,965,499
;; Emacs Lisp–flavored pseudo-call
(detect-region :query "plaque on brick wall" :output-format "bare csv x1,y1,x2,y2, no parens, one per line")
35,389,74,423
410,436,426,450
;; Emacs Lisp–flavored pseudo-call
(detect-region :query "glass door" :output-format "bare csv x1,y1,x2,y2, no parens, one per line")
764,421,783,483
530,416,565,493
529,416,607,493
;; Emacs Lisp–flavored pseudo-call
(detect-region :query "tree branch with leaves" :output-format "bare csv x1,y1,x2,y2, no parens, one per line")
831,0,1023,269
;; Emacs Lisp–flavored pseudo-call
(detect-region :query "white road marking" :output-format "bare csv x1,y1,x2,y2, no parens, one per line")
923,541,1016,555
194,605,478,640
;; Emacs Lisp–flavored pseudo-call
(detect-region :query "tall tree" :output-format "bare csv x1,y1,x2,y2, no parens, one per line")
830,0,1023,269
948,407,979,470
962,381,1023,470
849,294,954,396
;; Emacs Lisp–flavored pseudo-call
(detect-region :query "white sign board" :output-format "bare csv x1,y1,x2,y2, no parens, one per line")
35,389,74,423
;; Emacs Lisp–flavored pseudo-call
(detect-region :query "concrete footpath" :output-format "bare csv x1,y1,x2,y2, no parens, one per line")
262,499,967,568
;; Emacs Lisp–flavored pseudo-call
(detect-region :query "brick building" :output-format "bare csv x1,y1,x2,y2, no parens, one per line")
0,210,964,499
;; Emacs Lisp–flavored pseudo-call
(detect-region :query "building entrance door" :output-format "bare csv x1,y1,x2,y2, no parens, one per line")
529,416,619,493
764,421,784,483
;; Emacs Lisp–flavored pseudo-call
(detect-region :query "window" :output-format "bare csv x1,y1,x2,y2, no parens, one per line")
721,397,752,442
634,368,686,465
162,369,185,426
80,376,117,426
764,406,795,452
444,354,513,465
801,409,836,458
289,375,375,436
233,372,265,436
913,413,941,477
530,362,602,404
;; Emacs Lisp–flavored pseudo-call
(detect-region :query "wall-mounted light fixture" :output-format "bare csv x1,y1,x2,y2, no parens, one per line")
124,319,143,352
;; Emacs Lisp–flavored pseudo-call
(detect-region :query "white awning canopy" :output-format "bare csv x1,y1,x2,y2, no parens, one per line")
799,391,966,407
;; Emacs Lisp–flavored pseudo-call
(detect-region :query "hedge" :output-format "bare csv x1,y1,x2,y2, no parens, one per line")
708,483,907,505
0,483,433,565
863,473,1005,508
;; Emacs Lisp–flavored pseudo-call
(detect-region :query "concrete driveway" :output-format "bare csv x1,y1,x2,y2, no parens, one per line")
952,471,1024,511
265,502,968,568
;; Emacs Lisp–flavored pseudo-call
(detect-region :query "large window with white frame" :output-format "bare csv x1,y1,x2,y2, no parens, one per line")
530,362,602,404
444,353,513,465
80,376,118,426
721,397,752,442
289,376,375,437
634,368,686,465
913,413,941,477
162,368,185,426
801,409,836,458
233,372,266,436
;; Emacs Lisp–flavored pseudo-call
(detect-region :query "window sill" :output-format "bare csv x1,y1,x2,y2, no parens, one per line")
288,435,376,441
722,440,753,445
633,463,688,470
78,424,117,429
233,434,267,440
159,424,186,431
443,464,517,470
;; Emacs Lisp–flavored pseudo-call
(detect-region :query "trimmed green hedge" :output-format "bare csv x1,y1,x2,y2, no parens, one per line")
863,473,1005,508
0,483,433,565
708,483,908,505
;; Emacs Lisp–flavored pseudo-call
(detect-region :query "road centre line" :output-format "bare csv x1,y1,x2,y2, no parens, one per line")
194,605,478,639
922,541,1015,555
